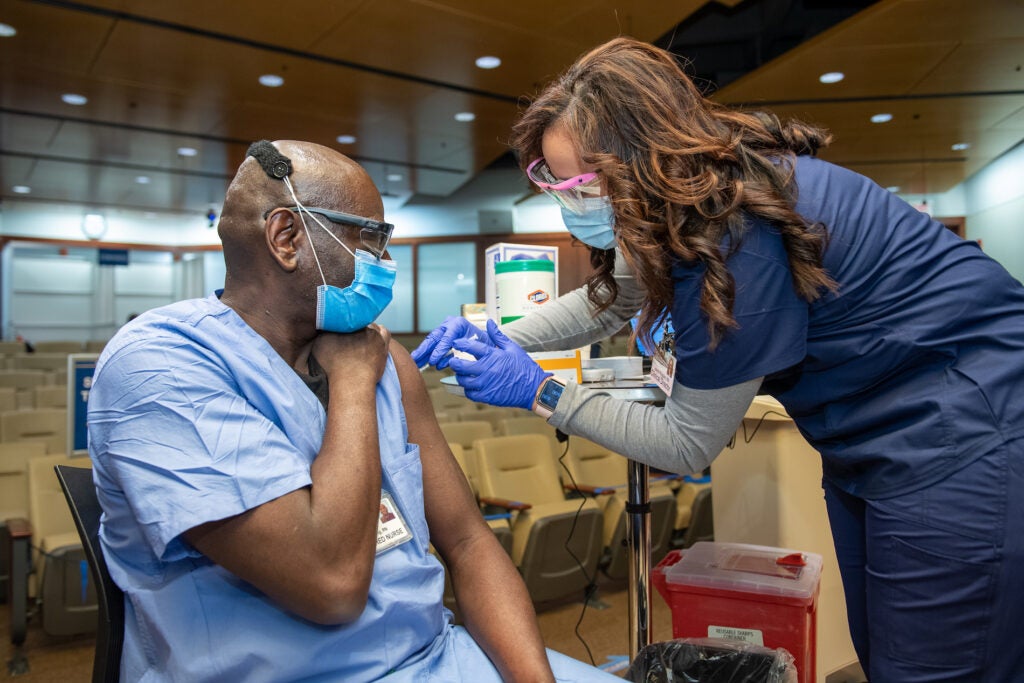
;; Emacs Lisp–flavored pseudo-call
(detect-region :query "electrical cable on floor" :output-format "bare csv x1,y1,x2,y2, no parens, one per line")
554,430,597,666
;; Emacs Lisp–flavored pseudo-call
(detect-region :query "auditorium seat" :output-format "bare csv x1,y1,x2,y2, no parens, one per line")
1,409,68,454
473,434,604,603
32,341,83,354
438,421,493,492
561,437,677,579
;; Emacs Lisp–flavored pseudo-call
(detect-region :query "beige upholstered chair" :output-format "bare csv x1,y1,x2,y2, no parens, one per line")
32,341,83,354
499,415,564,469
11,353,69,373
562,437,678,579
0,341,26,356
0,441,49,520
26,454,97,635
469,407,523,434
0,371,51,409
438,421,493,492
1,409,68,454
33,385,69,409
473,434,604,603
0,387,17,413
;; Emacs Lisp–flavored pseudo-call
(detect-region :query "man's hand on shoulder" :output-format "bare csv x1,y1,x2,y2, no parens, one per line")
312,324,391,382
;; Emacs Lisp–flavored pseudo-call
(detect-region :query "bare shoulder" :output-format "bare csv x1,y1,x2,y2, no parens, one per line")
389,340,425,392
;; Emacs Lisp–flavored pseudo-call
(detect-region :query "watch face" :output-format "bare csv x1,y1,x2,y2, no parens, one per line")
539,379,564,407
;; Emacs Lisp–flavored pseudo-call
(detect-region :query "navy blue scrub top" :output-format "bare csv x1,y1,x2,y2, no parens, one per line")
670,156,1024,499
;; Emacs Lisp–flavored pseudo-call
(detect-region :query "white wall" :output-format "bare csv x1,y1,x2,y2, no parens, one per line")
1,199,222,246
1,244,215,343
916,141,1024,282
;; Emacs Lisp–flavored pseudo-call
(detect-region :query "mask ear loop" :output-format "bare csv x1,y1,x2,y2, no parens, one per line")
282,177,357,288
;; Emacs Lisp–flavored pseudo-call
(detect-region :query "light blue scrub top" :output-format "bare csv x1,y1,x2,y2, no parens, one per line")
88,294,447,682
88,295,620,683
670,156,1024,499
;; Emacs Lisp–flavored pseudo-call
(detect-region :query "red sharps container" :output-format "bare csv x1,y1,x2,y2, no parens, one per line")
653,542,823,683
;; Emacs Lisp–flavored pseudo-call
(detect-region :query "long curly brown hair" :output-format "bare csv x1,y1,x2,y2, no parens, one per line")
510,37,836,352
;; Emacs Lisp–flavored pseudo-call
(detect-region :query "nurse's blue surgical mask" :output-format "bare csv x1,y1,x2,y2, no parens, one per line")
283,177,398,333
560,195,616,250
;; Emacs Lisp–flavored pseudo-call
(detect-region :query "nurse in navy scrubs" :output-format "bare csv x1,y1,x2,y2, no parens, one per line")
414,37,1024,682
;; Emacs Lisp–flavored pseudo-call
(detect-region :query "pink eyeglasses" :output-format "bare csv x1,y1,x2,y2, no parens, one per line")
526,157,603,215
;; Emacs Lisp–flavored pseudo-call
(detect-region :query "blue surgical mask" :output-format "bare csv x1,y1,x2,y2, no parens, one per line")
560,195,616,250
284,177,398,332
316,249,397,333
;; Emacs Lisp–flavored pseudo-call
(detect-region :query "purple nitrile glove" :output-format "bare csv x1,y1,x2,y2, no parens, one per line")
449,319,551,410
410,316,493,370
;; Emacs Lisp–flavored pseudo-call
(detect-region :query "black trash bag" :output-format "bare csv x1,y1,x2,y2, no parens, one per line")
625,638,798,683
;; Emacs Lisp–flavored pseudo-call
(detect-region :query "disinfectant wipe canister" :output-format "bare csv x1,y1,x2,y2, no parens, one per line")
495,259,556,324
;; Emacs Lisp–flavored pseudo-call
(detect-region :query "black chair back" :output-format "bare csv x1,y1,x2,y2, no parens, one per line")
681,487,715,549
55,465,123,683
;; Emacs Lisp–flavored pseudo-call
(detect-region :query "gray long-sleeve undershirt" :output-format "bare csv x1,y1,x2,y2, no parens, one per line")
502,249,761,475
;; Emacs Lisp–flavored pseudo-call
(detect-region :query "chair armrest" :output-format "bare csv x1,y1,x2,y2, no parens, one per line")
3,517,33,653
563,483,614,496
3,517,32,538
478,496,532,511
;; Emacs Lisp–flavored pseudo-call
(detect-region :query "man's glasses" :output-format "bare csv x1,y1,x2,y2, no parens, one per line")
288,206,394,259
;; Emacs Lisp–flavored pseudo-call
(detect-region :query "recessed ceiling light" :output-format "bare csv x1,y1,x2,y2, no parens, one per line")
386,173,403,182
0,23,16,37
62,93,88,106
475,56,501,69
886,186,900,193
259,74,284,88
135,175,151,184
819,72,844,84
870,113,893,123
951,142,971,151
12,185,31,194
177,146,198,157
454,112,476,122
336,135,357,144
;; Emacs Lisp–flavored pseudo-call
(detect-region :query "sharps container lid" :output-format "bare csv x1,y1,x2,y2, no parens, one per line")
664,541,823,602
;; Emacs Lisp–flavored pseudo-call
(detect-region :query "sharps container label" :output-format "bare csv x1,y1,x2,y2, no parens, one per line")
708,625,765,646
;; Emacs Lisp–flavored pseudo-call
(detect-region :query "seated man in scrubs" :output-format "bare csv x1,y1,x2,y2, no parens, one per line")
87,140,619,682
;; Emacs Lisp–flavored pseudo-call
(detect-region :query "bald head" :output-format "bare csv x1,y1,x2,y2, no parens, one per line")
218,140,382,278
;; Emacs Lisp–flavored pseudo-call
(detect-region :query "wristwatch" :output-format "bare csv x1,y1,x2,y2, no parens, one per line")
532,376,566,419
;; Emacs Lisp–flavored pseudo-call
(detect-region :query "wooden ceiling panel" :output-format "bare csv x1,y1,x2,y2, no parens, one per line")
90,23,303,102
0,2,112,74
544,0,707,47
825,0,1024,47
425,0,703,43
0,155,38,189
1,0,1020,218
716,42,958,103
2,62,228,133
308,1,579,98
766,96,1024,138
0,113,62,153
836,161,967,196
911,39,1024,95
992,105,1024,131
82,0,366,51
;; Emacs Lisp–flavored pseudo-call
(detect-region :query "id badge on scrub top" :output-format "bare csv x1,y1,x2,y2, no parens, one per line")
649,333,676,397
376,490,413,554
